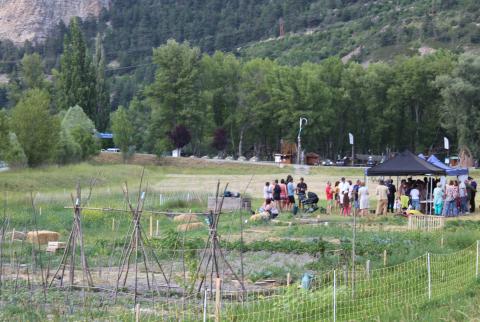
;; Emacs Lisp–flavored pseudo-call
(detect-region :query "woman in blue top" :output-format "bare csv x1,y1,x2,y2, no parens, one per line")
287,177,295,210
433,182,444,216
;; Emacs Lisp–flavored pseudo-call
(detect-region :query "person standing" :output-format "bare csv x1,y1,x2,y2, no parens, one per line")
280,179,288,211
387,179,396,213
326,181,333,214
375,180,388,215
469,177,477,213
287,177,296,211
358,182,369,216
263,182,272,203
444,180,456,216
339,177,350,214
459,179,468,215
433,182,444,216
410,185,421,211
297,177,307,208
352,180,361,215
273,179,281,210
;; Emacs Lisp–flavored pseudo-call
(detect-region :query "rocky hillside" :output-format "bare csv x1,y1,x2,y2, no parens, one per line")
0,0,109,43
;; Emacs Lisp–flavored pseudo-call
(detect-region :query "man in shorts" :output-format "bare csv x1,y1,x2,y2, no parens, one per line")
296,177,307,208
287,177,295,210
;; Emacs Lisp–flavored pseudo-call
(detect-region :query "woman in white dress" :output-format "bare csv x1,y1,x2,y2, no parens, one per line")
358,182,369,216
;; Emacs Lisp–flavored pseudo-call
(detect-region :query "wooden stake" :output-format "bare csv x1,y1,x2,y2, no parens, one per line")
156,220,159,237
287,272,291,286
135,303,140,322
383,250,387,267
11,228,15,242
112,218,115,231
149,215,153,237
366,260,370,279
215,278,222,322
441,236,444,248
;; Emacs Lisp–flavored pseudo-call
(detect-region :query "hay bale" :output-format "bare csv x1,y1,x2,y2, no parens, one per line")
250,212,270,222
173,214,199,223
27,231,60,245
176,222,204,232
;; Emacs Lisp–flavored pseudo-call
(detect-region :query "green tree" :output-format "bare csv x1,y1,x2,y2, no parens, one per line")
111,106,135,160
437,54,480,157
146,40,204,155
20,53,47,90
11,89,60,166
61,105,100,160
94,34,110,131
4,133,27,168
56,18,97,118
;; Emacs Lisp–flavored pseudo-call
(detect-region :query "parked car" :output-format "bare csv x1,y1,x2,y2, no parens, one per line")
322,159,334,166
366,156,376,167
106,148,120,153
336,157,350,166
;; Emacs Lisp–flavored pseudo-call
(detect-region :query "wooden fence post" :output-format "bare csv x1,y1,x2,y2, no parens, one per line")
383,250,387,267
215,278,222,322
135,303,140,322
149,215,153,237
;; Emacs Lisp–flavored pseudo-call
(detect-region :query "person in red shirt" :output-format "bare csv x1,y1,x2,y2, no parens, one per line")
326,181,333,214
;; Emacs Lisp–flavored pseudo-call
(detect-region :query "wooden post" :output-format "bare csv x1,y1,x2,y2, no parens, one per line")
287,272,291,286
366,260,371,279
11,228,15,242
39,207,42,216
112,218,115,231
441,236,444,248
149,215,153,237
383,250,387,267
156,220,159,237
135,303,140,322
215,278,222,322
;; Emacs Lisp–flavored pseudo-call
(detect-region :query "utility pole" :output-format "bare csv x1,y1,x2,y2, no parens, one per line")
297,118,308,164
279,17,285,37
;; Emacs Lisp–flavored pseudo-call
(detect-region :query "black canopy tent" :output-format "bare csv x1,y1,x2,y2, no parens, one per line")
365,150,446,215
366,150,446,177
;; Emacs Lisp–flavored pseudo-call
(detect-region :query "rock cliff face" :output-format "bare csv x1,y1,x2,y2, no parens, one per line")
0,0,109,44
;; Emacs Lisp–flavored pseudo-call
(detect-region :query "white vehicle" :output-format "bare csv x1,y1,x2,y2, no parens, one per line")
106,148,120,153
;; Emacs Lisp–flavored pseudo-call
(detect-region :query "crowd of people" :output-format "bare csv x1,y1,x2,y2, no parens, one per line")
259,175,477,218
327,176,477,217
325,178,370,216
261,175,308,218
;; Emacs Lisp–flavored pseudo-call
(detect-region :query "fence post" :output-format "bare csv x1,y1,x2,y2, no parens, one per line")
112,218,115,232
366,260,371,279
476,240,479,279
149,215,153,237
287,272,291,286
383,250,387,267
156,220,159,237
333,270,337,322
215,278,222,322
135,303,140,322
427,252,431,300
203,288,208,322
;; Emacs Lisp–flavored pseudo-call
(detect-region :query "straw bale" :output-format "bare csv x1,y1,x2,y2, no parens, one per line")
27,230,60,244
173,214,199,223
176,222,204,232
250,212,270,222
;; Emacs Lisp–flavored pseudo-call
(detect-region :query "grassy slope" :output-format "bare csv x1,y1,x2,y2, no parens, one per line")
239,1,480,64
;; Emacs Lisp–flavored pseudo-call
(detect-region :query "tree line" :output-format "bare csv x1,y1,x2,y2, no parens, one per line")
1,21,480,167
111,40,479,161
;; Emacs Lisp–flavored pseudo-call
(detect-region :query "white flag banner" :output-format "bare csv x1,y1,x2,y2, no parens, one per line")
349,133,354,145
444,137,449,150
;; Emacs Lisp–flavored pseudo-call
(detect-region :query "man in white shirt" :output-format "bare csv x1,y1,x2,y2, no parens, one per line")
339,177,350,203
410,186,420,211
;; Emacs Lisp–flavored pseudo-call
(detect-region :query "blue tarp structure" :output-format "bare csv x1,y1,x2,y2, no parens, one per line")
426,155,469,176
418,154,469,176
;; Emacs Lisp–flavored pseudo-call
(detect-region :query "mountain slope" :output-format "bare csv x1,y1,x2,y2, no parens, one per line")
0,0,109,43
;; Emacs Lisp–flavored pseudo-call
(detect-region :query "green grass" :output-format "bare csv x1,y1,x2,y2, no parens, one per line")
1,162,480,320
